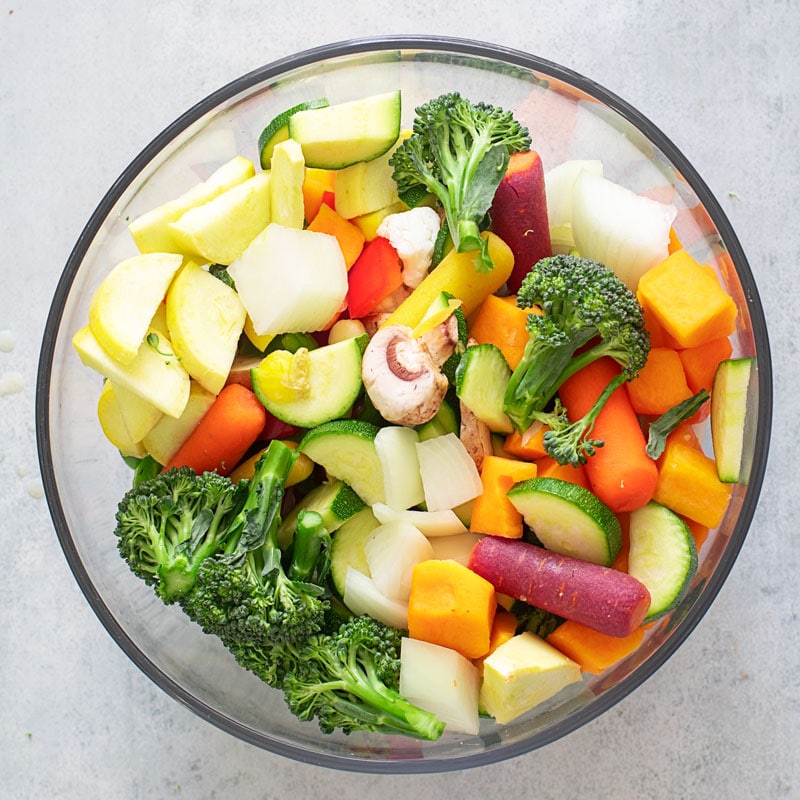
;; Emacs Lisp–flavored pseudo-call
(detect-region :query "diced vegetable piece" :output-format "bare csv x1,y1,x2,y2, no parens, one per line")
468,293,531,371
345,236,404,319
489,149,553,294
559,357,658,513
343,566,407,629
416,432,483,512
73,326,190,419
546,619,645,675
269,138,305,229
653,438,733,528
381,232,514,330
168,172,272,265
306,203,366,269
128,156,256,255
571,170,676,290
373,426,425,510
407,559,497,660
636,249,738,348
365,521,434,602
678,335,734,396
469,455,538,539
534,456,591,490
257,98,329,169
329,507,380,596
371,503,467,537
228,222,348,336
455,343,514,433
426,532,484,566
288,90,402,170
416,400,459,442
711,357,755,483
468,536,650,637
166,261,246,395
334,141,406,220
479,632,582,724
110,381,162,443
298,419,385,505
88,253,184,365
250,337,363,428
507,476,621,565
628,501,698,621
161,383,266,476
625,347,693,417
97,381,147,458
400,637,480,735
503,423,549,461
544,159,604,239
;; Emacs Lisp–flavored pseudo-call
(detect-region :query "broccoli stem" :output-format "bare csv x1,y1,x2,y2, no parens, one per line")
287,510,328,583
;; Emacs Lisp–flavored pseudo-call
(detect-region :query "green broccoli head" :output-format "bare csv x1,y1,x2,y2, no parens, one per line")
114,467,245,603
504,254,651,462
280,615,444,739
390,91,530,272
179,439,329,652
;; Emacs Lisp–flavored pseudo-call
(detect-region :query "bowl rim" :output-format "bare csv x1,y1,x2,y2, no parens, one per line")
35,34,773,773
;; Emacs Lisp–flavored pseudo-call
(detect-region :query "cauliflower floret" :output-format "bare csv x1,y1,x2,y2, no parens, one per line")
376,206,441,289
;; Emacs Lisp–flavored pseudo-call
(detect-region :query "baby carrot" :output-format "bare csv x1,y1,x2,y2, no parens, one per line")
559,357,658,513
162,382,266,476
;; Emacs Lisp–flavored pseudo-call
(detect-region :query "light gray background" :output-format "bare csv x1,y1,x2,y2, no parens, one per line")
2,2,797,798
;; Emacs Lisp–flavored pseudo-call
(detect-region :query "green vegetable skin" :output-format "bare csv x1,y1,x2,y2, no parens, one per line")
99,87,742,737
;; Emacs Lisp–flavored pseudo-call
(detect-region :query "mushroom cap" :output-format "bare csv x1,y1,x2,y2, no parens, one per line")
362,324,448,426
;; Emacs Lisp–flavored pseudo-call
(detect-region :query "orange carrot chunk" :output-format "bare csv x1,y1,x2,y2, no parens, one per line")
469,455,538,538
547,619,645,674
534,456,591,490
407,559,497,660
625,347,693,416
559,357,658,514
306,202,366,269
503,423,549,461
678,335,733,395
637,249,738,348
162,383,266,476
469,293,531,370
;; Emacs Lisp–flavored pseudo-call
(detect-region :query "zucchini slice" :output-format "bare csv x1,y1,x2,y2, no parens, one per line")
628,500,698,622
507,477,622,566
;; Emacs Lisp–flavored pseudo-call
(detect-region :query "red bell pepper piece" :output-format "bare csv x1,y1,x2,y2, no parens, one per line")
345,236,404,319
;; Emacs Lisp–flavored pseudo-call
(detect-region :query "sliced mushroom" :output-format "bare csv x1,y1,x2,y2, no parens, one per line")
417,313,460,367
459,399,494,470
362,325,448,426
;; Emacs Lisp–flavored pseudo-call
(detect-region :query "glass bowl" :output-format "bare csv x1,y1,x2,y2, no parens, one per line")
35,36,772,773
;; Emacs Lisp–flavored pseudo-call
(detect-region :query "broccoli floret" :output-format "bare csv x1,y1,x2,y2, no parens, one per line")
277,615,444,740
113,467,245,603
390,91,531,273
503,254,651,465
181,440,329,651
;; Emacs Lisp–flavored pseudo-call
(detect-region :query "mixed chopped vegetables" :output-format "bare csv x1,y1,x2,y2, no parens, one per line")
72,88,752,739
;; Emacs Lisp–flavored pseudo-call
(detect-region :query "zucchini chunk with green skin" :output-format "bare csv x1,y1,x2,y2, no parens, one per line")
507,477,622,566
455,342,514,434
288,90,402,170
468,536,650,637
298,419,386,505
628,501,697,622
257,97,329,169
711,357,755,483
250,337,364,429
